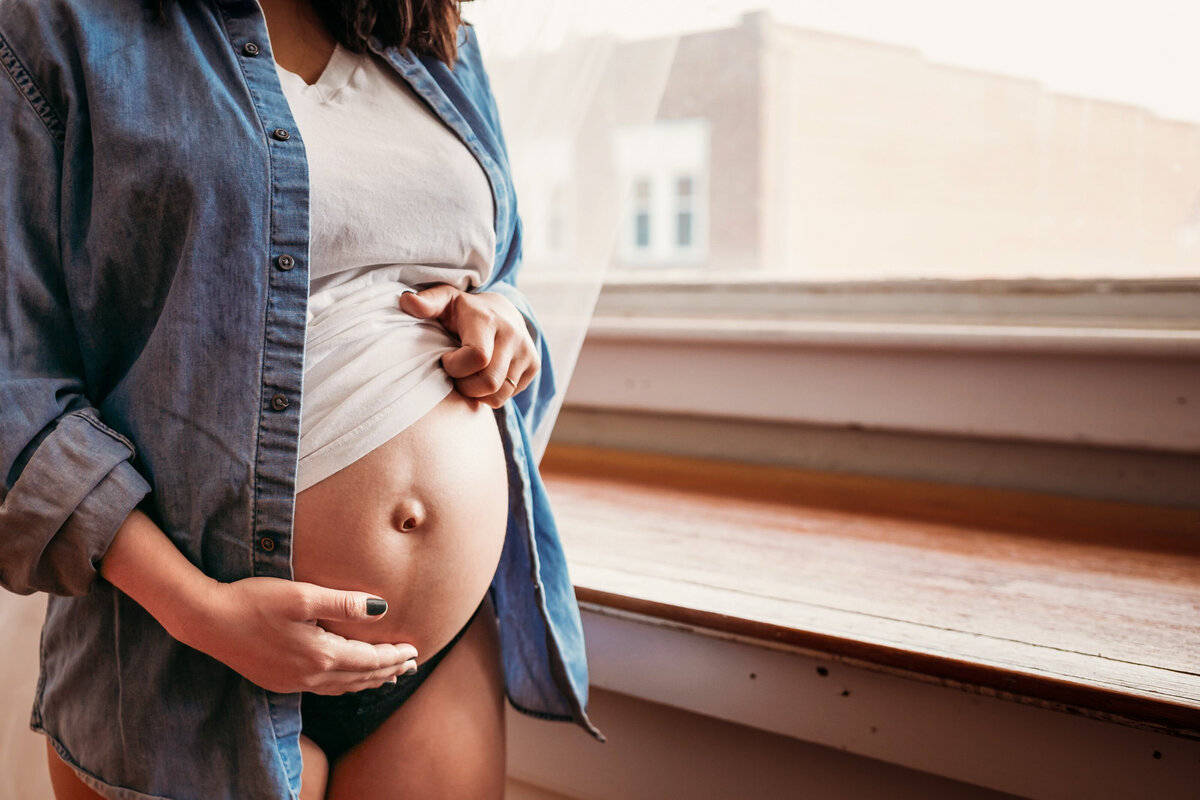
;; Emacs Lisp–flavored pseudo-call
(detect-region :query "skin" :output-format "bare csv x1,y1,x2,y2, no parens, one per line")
46,2,539,797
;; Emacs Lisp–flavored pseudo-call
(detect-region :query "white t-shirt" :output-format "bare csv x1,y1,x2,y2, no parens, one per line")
275,43,497,492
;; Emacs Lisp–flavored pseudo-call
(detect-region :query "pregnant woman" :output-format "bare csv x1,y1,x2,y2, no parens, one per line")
0,0,603,798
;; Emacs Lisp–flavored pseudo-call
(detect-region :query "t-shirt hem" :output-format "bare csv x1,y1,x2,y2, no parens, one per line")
295,371,457,493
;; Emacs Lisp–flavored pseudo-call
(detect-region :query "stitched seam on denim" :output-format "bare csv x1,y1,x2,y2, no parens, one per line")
507,689,605,741
0,30,66,147
29,599,51,731
35,728,176,800
503,404,595,729
497,406,573,725
69,409,137,456
504,689,572,723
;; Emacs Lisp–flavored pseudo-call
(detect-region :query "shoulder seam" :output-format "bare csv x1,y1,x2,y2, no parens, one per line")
0,28,67,147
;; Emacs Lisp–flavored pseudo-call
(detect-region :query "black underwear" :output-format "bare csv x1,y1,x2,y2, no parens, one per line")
300,596,485,762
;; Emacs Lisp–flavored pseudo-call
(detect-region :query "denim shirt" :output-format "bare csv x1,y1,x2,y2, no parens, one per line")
0,0,603,797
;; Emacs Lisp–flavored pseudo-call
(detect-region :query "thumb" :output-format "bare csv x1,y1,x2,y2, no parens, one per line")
398,285,457,319
305,587,388,622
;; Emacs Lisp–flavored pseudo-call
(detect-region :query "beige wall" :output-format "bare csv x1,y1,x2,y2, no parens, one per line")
760,14,1200,281
506,687,1022,800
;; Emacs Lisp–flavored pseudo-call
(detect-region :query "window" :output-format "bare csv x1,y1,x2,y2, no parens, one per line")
612,119,710,267
470,2,1198,482
469,8,1200,769
475,2,1200,283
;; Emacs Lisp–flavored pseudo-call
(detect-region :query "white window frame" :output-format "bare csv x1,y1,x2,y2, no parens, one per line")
558,278,1200,458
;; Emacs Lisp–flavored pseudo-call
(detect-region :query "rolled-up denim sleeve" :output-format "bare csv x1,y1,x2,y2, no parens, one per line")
0,43,151,596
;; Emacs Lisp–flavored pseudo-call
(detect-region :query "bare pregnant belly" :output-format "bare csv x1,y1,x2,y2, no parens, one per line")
291,388,509,661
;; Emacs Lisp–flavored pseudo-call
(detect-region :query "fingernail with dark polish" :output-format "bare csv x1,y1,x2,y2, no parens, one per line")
366,598,387,616
404,663,418,676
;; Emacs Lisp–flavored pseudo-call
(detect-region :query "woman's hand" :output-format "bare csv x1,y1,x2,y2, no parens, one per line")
398,285,539,408
172,578,419,696
100,509,418,696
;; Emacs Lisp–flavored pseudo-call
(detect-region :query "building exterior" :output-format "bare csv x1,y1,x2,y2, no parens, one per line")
503,10,1200,284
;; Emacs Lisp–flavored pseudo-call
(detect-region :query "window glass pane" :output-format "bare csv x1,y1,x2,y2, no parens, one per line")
636,212,651,249
675,175,694,247
475,0,1200,283
469,0,1199,453
633,177,652,250
676,211,692,248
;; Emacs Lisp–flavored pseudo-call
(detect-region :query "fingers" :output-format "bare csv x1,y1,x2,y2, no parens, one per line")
441,310,496,378
322,659,416,684
297,632,417,694
455,336,539,408
300,586,389,623
306,671,409,696
401,287,502,379
309,658,420,695
303,640,420,695
397,284,458,320
316,633,418,672
451,329,511,394
399,286,541,408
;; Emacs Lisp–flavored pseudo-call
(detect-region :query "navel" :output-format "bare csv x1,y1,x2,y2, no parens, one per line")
392,497,427,533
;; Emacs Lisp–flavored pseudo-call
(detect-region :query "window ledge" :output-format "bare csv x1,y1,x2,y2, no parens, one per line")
585,316,1200,358
540,444,1200,740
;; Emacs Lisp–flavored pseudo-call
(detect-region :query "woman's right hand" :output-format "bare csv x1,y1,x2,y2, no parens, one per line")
171,577,419,695
99,509,418,696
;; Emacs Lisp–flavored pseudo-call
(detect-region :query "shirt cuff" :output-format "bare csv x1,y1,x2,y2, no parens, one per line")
0,409,152,596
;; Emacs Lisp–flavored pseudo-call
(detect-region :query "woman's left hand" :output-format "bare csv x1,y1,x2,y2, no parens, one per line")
398,285,539,408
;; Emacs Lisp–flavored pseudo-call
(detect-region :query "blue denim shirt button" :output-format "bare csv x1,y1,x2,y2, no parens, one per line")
260,536,276,552
271,128,291,141
242,42,260,57
276,254,295,270
270,394,290,411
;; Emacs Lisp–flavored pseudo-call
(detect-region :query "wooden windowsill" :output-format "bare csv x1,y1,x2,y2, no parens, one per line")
539,444,1200,739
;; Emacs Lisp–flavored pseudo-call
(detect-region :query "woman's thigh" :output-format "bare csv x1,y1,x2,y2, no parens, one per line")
299,734,329,800
324,591,506,800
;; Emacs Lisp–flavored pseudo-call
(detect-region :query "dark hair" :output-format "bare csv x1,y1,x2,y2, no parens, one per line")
152,1,472,67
